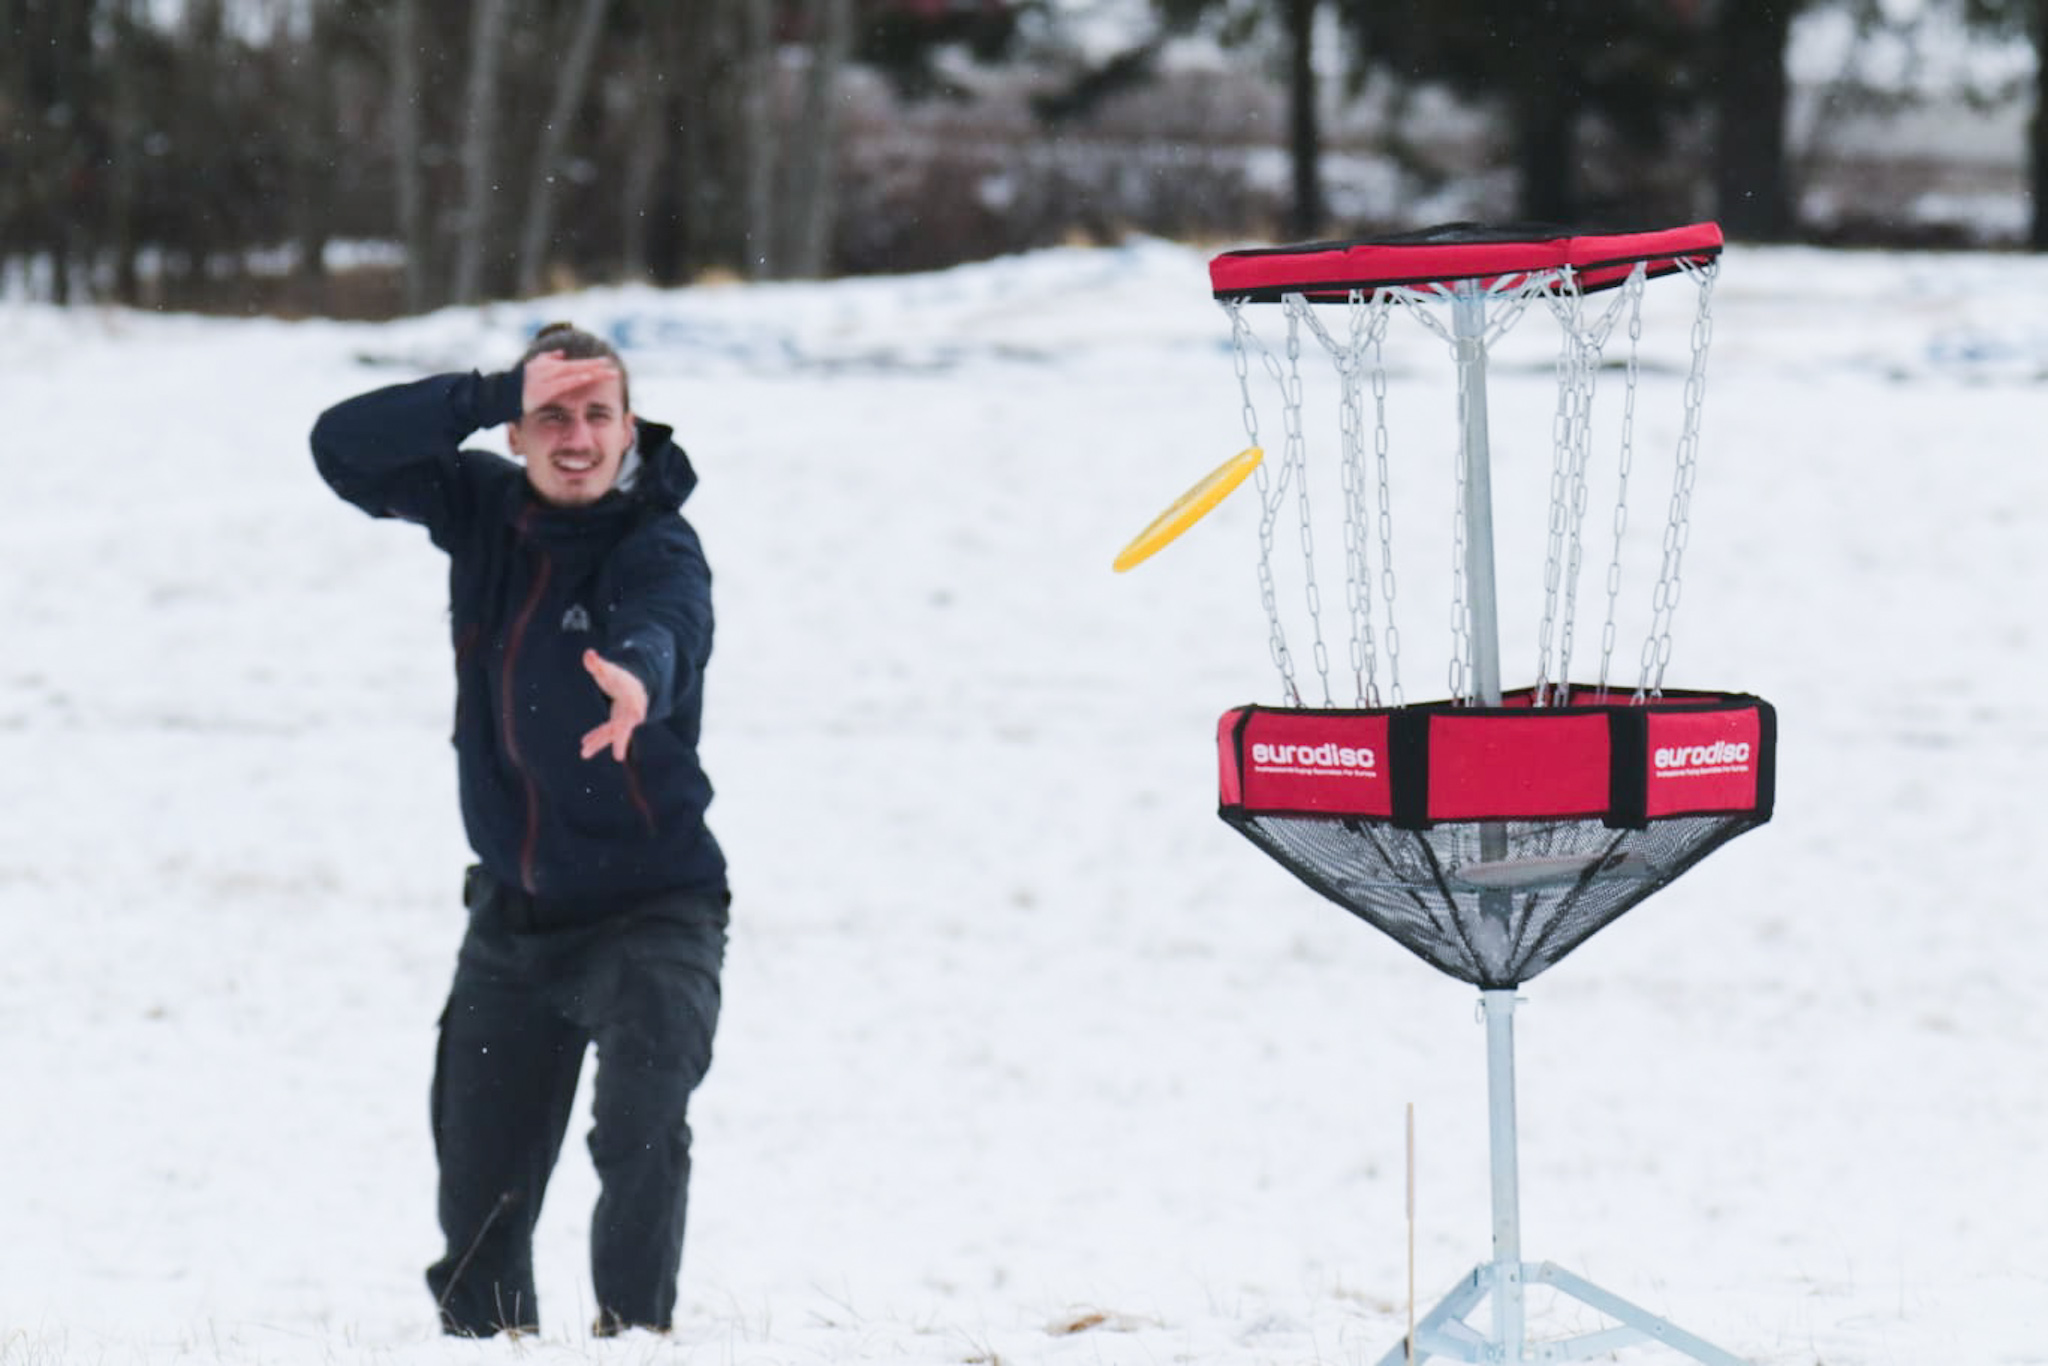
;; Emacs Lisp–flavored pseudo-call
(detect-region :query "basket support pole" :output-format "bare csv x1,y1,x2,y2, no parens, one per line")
1452,283,1504,711
1452,283,1512,921
1375,991,1754,1366
1482,988,1526,1350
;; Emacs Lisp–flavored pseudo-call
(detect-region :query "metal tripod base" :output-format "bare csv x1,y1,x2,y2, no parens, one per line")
1378,1258,1749,1365
1379,989,1748,1366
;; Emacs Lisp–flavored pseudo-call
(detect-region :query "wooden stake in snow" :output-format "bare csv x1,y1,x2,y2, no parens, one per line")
1406,1101,1416,1366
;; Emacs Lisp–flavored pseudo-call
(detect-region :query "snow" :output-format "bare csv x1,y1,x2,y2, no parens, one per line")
3,237,2046,1364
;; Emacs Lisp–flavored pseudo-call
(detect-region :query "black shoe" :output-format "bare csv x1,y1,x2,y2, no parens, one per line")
593,1311,667,1339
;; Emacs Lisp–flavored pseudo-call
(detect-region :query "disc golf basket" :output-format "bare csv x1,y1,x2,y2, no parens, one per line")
1165,223,1774,1365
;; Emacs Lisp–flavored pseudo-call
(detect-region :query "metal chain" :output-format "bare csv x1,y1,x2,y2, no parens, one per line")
1230,301,1302,706
1230,300,1262,451
1559,267,1642,703
1227,257,1712,713
1447,309,1473,705
1298,292,1392,707
1396,276,1553,705
1480,273,1546,348
1598,274,1645,696
1369,299,1403,706
1534,271,1584,704
1557,304,1596,704
1637,258,1717,699
1337,296,1375,705
1281,295,1334,705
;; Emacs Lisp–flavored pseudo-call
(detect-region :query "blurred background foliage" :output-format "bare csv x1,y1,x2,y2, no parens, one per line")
2,0,2040,315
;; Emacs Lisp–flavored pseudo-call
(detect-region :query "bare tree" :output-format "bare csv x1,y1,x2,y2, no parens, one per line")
390,0,430,311
452,0,514,305
2031,0,2048,249
1285,0,1324,239
779,0,854,276
617,38,662,281
515,0,613,296
104,0,149,302
741,0,779,278
1712,0,1796,240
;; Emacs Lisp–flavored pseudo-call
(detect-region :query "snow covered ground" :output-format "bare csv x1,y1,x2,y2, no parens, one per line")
2,237,2045,1364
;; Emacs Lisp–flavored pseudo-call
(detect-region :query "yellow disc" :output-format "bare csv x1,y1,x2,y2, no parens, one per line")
1113,446,1265,573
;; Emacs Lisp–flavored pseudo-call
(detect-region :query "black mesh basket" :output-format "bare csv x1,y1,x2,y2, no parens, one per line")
1218,689,1776,988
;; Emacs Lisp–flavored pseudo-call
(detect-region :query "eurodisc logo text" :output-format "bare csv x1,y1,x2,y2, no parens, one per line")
1251,741,1379,774
1653,739,1752,776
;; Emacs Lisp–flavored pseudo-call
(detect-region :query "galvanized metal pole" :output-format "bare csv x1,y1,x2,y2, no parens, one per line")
1481,989,1526,1357
1452,283,1503,710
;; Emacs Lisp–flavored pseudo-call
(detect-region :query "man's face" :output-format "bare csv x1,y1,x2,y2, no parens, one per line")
508,371,632,507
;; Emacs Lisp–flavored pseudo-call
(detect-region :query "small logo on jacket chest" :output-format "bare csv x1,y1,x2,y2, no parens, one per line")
560,604,592,633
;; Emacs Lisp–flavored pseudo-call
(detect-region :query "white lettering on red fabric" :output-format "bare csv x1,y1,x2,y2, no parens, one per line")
1250,741,1379,774
1652,739,1752,777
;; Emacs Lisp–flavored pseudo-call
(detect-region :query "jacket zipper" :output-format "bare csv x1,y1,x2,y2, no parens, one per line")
622,752,658,837
499,513,554,894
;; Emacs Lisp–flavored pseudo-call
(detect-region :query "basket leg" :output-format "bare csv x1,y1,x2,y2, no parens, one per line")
1379,1261,1750,1366
1528,1262,1752,1365
1374,1264,1493,1366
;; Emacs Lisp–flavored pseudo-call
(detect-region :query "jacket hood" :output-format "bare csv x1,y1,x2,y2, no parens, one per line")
629,419,698,510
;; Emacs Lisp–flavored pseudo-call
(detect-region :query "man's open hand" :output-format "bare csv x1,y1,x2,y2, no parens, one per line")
580,649,649,762
524,350,623,417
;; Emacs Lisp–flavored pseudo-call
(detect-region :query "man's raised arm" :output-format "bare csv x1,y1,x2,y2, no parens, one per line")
310,369,524,539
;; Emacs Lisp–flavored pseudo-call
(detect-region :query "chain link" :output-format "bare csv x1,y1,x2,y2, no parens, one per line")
1535,272,1582,704
1369,301,1403,706
1230,302,1301,705
1598,275,1645,695
1282,296,1334,706
1549,265,1644,703
1298,292,1394,707
1637,258,1717,699
1447,314,1472,704
1396,276,1555,704
1337,297,1374,705
1230,301,1261,451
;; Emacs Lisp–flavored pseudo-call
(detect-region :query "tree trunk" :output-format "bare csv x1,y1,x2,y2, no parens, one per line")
619,37,663,281
452,0,514,305
741,0,778,278
1712,0,1794,241
291,0,338,309
628,1,693,283
1286,0,1324,241
390,0,429,312
107,0,145,304
779,0,852,277
516,0,612,296
1509,1,1578,224
2031,0,2048,250
15,0,100,302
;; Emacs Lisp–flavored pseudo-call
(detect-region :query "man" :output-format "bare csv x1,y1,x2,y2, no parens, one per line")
311,323,728,1338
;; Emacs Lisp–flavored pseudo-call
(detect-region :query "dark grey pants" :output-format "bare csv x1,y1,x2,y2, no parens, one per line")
425,867,726,1337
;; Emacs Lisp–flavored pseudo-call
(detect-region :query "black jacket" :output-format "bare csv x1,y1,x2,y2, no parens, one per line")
312,368,726,907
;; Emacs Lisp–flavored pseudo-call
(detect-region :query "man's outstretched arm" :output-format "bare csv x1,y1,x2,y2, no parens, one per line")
583,527,713,761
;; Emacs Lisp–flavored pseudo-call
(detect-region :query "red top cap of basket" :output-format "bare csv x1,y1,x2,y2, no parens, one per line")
1209,221,1724,304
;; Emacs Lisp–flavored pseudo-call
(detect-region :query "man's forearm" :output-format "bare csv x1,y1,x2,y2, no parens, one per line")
310,369,523,527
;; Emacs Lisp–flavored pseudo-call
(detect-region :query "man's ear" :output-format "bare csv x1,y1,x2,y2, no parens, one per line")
505,420,524,457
